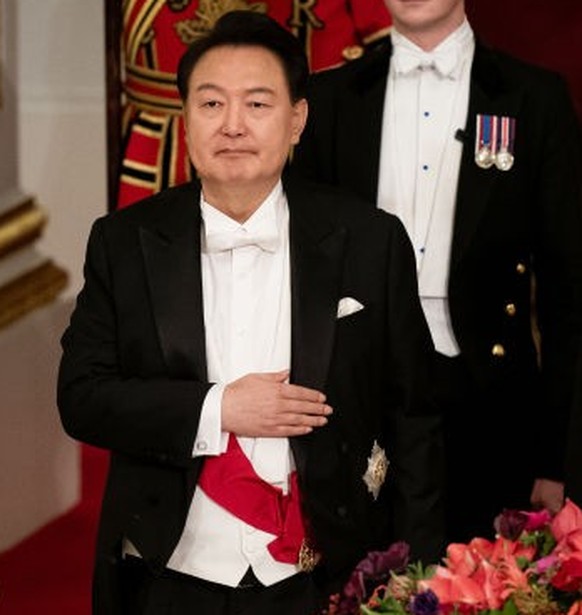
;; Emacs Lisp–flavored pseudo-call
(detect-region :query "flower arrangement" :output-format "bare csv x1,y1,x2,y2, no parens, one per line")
325,499,582,615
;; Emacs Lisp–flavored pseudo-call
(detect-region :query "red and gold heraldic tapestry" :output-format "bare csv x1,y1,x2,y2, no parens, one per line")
118,0,391,208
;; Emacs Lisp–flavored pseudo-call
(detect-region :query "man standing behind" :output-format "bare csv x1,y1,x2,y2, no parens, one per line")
58,11,443,615
292,0,582,542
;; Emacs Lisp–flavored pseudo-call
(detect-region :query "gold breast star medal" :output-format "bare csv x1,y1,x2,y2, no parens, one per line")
362,440,389,501
475,114,498,169
494,116,516,171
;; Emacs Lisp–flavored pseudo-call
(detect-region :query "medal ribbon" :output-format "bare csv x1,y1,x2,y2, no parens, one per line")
499,116,515,153
198,434,306,564
475,114,483,157
476,114,495,156
475,114,502,167
490,115,499,158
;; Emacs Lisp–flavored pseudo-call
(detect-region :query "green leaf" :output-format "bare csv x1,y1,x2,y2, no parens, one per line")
361,605,406,615
497,598,519,615
360,595,407,614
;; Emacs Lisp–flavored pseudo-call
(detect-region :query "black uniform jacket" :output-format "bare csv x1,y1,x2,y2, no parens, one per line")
292,39,582,484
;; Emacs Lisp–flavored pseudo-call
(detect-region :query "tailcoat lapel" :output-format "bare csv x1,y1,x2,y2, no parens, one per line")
139,178,347,478
139,183,208,382
285,178,347,475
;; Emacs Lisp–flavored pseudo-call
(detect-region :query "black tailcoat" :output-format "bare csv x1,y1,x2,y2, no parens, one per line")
58,175,444,613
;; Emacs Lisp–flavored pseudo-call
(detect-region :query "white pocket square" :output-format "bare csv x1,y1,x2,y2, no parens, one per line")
337,296,364,319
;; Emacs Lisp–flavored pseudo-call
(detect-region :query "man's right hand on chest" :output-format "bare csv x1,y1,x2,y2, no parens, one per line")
221,370,332,438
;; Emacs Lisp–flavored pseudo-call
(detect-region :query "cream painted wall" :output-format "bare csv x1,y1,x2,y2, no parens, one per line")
16,0,107,298
0,0,107,551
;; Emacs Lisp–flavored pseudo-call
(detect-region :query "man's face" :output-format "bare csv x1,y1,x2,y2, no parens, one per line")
183,44,307,197
384,0,465,41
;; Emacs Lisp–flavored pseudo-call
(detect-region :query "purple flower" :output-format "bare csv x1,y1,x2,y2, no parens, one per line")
342,570,366,600
334,594,360,615
355,541,410,581
410,589,440,615
494,509,528,540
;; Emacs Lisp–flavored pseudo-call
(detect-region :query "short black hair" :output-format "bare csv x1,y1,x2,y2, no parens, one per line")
176,11,309,103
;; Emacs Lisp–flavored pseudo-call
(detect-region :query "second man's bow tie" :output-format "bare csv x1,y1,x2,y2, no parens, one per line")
392,44,460,79
205,227,279,253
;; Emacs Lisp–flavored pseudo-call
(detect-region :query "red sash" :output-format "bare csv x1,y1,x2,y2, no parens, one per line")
197,435,305,564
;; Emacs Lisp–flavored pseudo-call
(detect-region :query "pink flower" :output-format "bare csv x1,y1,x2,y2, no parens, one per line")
471,559,504,610
420,567,486,613
523,508,552,531
567,601,582,615
552,499,582,542
445,543,479,577
497,554,530,596
444,538,495,570
534,554,560,575
551,551,582,592
489,536,536,564
324,499,582,615
554,529,582,560
467,537,495,560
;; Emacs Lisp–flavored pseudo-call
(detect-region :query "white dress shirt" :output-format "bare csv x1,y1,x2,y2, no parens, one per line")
377,20,475,356
166,181,298,587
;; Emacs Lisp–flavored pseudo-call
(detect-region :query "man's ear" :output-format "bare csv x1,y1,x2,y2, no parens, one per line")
291,98,308,145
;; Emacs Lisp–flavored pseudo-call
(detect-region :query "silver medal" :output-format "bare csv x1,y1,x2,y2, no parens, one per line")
495,148,514,171
475,146,495,169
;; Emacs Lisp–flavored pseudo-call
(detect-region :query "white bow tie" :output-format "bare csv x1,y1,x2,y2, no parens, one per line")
205,227,279,253
392,44,460,78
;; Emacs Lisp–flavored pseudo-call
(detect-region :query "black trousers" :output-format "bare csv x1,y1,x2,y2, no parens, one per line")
120,558,325,615
435,353,533,544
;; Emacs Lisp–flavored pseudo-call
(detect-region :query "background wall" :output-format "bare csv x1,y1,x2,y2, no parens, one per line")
0,0,107,551
468,0,582,121
16,0,107,297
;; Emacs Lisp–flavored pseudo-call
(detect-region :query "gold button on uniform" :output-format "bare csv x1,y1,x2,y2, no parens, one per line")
342,45,364,61
505,303,517,317
491,343,506,357
516,262,527,274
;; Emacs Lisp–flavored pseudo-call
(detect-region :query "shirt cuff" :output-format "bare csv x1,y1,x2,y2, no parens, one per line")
193,384,229,457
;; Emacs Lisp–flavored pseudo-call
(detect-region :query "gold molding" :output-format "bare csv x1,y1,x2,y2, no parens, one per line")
0,198,47,259
0,260,68,329
0,0,3,110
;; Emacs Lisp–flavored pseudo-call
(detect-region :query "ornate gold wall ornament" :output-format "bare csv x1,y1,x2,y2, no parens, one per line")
0,198,47,259
174,0,267,45
0,0,3,111
0,260,68,330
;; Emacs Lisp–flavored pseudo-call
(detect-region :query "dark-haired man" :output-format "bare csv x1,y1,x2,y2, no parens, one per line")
292,0,582,543
58,10,444,615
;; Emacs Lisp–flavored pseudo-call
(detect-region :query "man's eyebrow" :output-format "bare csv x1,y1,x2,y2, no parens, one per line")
194,83,276,96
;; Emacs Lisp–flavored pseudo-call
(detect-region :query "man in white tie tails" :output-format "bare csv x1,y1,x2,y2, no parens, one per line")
292,0,582,542
58,11,444,615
